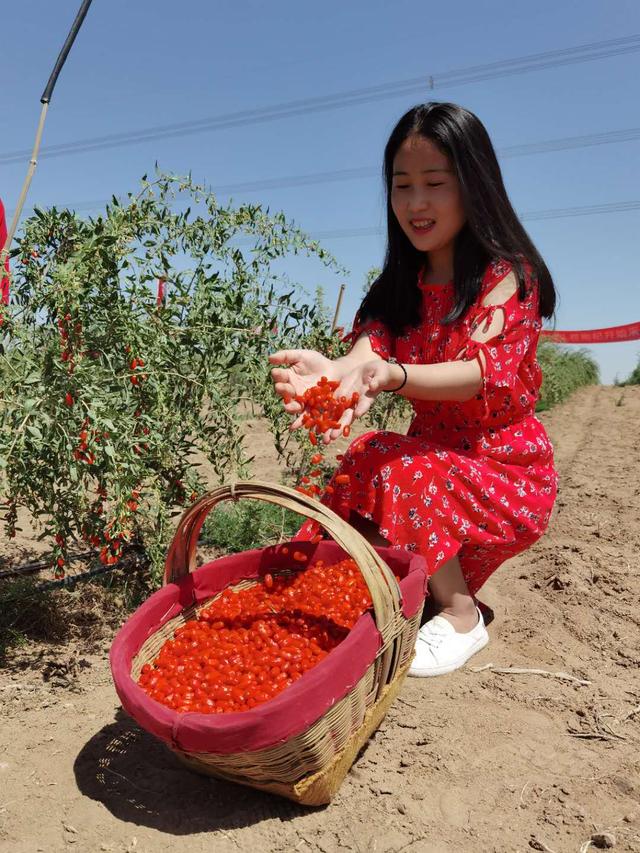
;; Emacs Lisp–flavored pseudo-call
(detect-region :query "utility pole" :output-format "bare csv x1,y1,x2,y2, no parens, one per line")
331,284,346,334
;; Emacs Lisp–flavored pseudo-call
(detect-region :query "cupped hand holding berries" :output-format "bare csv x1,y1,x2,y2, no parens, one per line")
269,349,401,444
269,349,341,415
291,358,395,444
315,358,397,442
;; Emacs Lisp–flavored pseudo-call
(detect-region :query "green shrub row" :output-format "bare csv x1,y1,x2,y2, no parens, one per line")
536,340,599,412
616,354,640,386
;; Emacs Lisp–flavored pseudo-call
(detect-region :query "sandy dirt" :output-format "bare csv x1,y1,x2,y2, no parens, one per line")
1,385,639,853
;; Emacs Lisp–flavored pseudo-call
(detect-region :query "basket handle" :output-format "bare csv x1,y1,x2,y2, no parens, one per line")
163,480,403,638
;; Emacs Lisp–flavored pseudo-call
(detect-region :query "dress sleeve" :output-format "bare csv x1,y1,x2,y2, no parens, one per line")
340,313,394,359
455,264,542,412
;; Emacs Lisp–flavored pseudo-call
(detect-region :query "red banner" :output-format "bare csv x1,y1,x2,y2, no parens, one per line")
541,322,640,344
0,199,9,305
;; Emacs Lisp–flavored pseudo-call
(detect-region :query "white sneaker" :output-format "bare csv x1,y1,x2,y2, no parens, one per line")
408,607,489,677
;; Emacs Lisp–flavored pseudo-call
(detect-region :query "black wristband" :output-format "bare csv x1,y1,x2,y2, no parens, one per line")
385,357,408,392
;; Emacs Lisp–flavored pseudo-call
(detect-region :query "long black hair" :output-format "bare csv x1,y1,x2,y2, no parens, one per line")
357,102,556,336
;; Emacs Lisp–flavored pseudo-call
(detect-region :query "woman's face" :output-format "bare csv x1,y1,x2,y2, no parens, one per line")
390,134,466,255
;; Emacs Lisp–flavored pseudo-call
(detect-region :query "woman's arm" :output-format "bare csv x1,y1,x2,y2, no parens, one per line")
372,300,508,402
381,359,483,402
300,356,483,443
380,289,514,401
382,271,527,402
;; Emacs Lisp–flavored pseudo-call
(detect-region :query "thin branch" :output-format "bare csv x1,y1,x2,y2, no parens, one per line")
568,731,620,742
470,662,591,686
3,405,42,466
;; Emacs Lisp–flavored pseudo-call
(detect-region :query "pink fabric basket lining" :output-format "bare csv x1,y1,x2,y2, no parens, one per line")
110,540,428,754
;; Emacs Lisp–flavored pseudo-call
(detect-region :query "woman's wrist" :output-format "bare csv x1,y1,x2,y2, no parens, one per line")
383,359,408,392
334,353,367,380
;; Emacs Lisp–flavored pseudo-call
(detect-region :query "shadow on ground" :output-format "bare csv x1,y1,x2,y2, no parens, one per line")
74,708,321,835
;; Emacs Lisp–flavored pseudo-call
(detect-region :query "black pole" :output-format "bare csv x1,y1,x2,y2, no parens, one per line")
40,0,94,104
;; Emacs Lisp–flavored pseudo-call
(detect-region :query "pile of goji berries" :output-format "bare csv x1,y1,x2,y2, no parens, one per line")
137,556,374,714
288,376,357,446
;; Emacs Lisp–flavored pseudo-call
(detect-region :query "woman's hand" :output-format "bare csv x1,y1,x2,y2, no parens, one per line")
290,358,397,443
268,349,340,415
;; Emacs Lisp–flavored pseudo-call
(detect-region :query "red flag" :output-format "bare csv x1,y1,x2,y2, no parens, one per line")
0,199,9,305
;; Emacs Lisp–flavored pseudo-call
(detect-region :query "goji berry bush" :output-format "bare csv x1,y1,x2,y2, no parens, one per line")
0,173,345,577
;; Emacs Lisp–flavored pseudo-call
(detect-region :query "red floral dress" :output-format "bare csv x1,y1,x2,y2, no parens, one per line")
296,258,558,597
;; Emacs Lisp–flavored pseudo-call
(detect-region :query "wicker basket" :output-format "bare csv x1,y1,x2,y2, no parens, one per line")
111,480,427,805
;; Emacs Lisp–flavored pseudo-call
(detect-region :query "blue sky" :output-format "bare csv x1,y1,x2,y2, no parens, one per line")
2,0,639,383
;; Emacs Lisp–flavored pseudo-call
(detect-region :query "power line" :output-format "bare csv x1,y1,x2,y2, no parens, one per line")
1,34,638,166
521,199,640,221
311,200,640,240
213,166,377,196
499,126,640,157
8,126,640,216
206,126,640,195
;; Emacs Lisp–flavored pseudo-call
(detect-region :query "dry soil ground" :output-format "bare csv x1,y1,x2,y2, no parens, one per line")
0,385,639,853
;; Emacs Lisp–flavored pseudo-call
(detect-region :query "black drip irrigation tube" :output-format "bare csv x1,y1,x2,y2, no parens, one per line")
39,0,93,105
39,551,148,592
0,547,148,592
0,550,94,582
